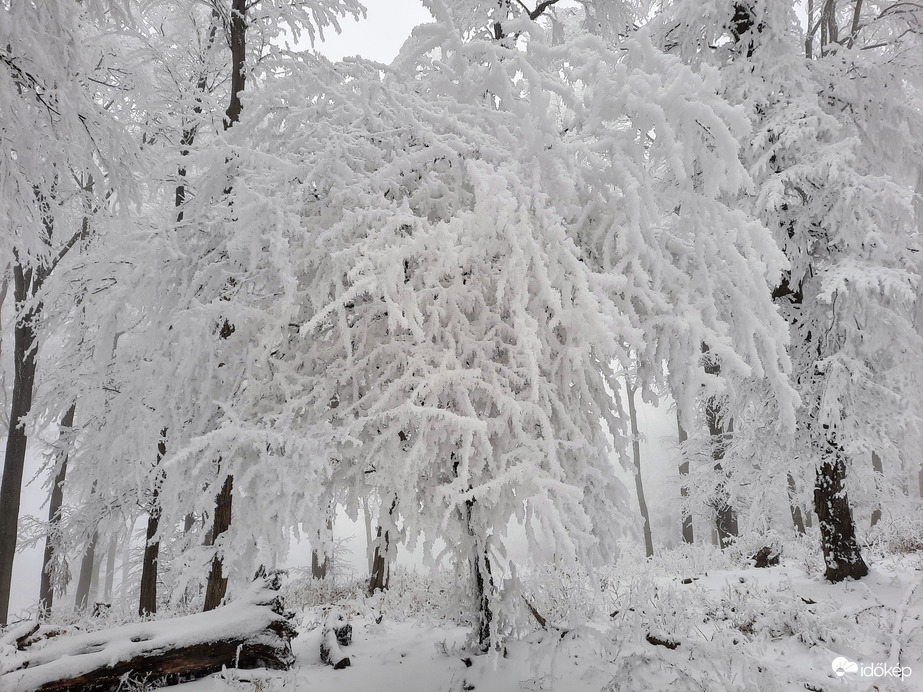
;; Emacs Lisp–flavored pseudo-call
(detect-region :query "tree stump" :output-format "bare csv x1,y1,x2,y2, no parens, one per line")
751,546,780,568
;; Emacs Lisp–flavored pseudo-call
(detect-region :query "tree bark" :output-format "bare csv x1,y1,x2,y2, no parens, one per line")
466,498,494,653
311,513,333,580
203,473,233,611
0,258,44,625
626,383,653,557
139,488,163,615
224,0,247,130
676,412,694,544
369,499,396,593
311,548,328,580
102,537,117,604
787,473,807,535
74,531,98,612
870,451,883,527
703,353,738,549
139,436,167,616
39,403,76,616
814,440,868,582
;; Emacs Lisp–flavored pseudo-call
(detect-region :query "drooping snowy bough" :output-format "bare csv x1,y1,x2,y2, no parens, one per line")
232,0,796,651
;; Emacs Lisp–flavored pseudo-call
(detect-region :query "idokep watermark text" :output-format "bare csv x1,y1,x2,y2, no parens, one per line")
832,657,912,681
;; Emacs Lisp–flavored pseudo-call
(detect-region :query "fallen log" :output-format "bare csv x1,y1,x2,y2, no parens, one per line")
319,610,351,670
1,572,297,692
0,621,40,651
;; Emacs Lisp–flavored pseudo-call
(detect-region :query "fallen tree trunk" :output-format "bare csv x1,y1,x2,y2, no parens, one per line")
319,610,351,670
1,573,296,692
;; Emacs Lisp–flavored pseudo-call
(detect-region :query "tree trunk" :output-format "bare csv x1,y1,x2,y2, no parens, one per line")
88,548,102,607
311,549,328,580
787,473,807,535
870,451,883,527
102,537,117,604
139,489,162,616
676,412,694,544
140,437,167,617
203,474,233,611
704,355,738,549
202,0,248,612
224,0,246,130
74,531,98,612
466,498,494,653
39,402,76,616
369,499,396,594
0,260,42,625
814,441,868,582
626,383,653,557
362,497,374,574
311,513,333,580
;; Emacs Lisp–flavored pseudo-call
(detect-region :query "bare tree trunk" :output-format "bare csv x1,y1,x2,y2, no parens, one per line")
362,497,374,575
805,0,815,58
626,383,653,557
704,354,738,549
120,519,133,609
870,451,883,527
676,412,693,544
103,537,117,604
310,551,328,580
466,498,494,653
203,474,233,611
88,548,102,607
74,531,98,612
0,259,43,625
140,436,167,616
814,439,868,582
139,499,161,616
39,403,76,616
787,473,807,535
311,514,333,580
369,499,396,593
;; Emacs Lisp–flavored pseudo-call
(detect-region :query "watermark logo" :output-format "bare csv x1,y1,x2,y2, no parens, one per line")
831,657,911,680
832,658,858,677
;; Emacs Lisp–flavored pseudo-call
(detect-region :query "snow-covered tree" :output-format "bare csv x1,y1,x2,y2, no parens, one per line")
0,0,137,625
653,0,923,580
32,0,364,616
213,0,801,649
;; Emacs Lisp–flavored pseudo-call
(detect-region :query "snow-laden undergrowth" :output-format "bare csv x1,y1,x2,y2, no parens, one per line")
4,536,922,691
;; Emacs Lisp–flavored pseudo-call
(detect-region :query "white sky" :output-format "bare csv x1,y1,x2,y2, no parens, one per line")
314,0,433,63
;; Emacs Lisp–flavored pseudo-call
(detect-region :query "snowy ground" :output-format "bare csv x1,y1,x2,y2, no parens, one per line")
4,543,922,691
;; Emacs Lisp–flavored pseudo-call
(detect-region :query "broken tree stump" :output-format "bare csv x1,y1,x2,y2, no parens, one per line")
751,546,780,568
1,572,297,692
319,610,351,670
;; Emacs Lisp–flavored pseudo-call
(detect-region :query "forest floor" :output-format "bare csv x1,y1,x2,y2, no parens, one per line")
4,539,922,691
173,543,923,692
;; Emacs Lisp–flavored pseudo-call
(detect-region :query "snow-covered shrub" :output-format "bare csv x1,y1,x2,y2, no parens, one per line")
284,567,457,624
